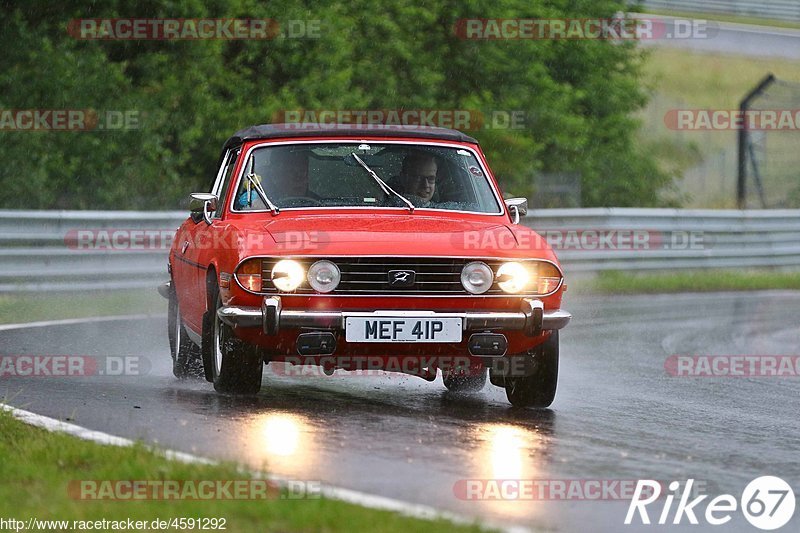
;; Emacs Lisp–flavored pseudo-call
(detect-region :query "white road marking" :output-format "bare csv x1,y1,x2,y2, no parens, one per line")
0,314,163,332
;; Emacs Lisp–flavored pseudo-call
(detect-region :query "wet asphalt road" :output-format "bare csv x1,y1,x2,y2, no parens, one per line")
2,291,799,532
636,15,800,59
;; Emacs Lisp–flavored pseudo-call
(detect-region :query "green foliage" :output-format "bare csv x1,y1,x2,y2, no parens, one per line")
0,0,671,209
573,269,800,294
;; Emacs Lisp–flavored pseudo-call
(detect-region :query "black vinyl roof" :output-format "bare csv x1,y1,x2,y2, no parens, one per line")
222,123,479,151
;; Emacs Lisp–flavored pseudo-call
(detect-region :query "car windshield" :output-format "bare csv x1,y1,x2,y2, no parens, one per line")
230,142,502,214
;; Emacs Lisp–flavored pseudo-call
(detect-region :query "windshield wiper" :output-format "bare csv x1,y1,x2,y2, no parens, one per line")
351,152,415,213
245,155,280,215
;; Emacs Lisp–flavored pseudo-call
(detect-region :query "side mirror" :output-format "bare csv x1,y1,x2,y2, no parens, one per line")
189,193,218,225
504,197,528,224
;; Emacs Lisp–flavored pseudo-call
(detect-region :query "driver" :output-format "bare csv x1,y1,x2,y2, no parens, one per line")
398,151,438,207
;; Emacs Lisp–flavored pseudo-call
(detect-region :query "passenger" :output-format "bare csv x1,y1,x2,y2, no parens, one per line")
237,150,316,209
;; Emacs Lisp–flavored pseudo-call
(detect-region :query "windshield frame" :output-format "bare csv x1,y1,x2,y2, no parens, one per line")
226,139,506,216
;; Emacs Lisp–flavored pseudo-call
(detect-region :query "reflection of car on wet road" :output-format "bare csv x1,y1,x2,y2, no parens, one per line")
162,124,571,406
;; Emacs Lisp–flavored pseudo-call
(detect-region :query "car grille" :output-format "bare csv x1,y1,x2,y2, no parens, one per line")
259,257,543,296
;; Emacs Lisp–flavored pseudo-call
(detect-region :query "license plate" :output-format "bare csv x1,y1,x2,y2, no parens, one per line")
345,317,462,343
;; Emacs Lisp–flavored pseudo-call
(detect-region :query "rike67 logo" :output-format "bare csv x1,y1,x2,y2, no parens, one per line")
626,477,795,530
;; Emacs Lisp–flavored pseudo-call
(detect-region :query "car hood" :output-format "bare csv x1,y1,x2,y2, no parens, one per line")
258,214,520,256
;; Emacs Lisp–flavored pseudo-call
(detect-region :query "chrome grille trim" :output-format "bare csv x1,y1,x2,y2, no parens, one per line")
234,256,564,297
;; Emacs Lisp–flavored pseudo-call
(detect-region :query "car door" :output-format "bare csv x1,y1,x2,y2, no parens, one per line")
179,147,240,332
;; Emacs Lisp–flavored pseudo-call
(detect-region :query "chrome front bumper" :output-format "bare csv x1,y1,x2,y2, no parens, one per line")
217,296,571,337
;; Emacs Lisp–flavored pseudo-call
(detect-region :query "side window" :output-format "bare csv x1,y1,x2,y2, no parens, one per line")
214,148,240,218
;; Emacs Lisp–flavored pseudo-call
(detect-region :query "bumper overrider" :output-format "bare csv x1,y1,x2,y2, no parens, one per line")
216,296,571,340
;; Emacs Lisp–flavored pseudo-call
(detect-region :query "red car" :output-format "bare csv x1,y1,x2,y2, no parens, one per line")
161,124,571,407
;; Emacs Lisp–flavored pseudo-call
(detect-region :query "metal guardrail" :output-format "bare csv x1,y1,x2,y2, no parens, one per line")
0,210,185,292
524,208,800,274
1,208,799,291
635,0,800,23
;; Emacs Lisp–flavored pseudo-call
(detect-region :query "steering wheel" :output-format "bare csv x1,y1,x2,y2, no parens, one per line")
279,196,323,207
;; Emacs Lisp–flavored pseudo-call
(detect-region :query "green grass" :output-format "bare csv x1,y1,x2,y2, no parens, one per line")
642,8,800,31
573,269,800,294
0,409,484,533
642,48,800,110
0,289,165,324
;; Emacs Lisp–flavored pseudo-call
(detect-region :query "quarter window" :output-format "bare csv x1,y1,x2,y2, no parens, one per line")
213,148,240,218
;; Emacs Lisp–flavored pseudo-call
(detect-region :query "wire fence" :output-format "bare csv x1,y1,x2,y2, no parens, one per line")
740,78,800,208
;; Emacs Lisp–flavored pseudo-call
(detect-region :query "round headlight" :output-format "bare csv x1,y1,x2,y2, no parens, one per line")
461,261,493,295
496,262,530,293
271,259,305,292
307,260,341,293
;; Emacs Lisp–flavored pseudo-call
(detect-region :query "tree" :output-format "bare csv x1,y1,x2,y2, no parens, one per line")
0,0,670,209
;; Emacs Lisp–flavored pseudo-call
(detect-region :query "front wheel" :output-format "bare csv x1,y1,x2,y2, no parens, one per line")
505,331,559,408
203,288,263,395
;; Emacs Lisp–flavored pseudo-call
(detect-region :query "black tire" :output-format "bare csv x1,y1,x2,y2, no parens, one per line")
203,286,263,395
505,331,559,408
168,284,203,379
201,309,215,383
443,367,487,392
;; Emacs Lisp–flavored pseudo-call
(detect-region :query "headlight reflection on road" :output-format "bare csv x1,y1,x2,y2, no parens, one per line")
469,422,550,519
261,413,302,456
247,412,315,477
487,424,527,480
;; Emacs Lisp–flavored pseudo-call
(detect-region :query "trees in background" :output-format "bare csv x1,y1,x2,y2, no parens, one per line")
0,0,670,209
